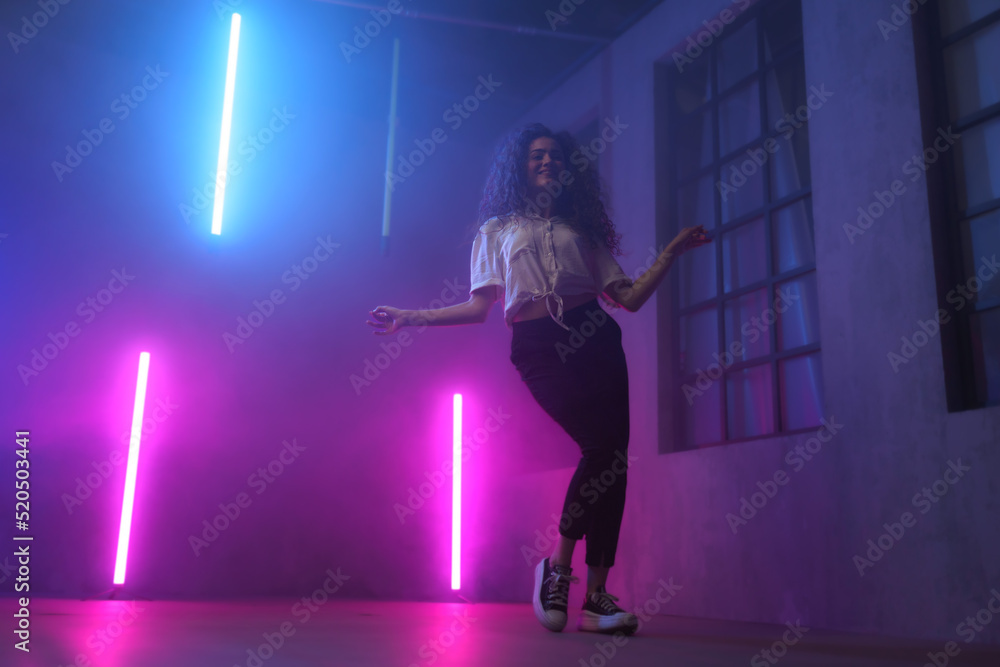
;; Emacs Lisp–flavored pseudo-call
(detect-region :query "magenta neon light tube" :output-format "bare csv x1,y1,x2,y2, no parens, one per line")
113,351,150,585
211,13,242,236
451,393,462,590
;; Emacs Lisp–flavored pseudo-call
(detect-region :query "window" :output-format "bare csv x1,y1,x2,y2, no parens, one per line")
655,0,823,450
922,0,1000,409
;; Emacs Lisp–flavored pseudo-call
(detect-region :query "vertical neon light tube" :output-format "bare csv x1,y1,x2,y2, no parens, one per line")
113,352,150,585
380,38,400,255
211,13,242,236
451,393,462,590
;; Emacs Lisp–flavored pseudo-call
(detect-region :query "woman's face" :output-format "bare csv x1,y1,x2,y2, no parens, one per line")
525,136,565,196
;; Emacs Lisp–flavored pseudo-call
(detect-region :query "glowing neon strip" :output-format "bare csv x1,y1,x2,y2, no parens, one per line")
380,38,400,255
451,393,462,590
211,13,242,236
113,352,150,585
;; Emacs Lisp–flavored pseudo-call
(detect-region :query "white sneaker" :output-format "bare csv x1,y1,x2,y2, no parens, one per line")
533,558,578,632
578,586,639,635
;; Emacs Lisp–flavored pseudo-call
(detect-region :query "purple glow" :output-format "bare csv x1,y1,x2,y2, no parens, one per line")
113,351,150,585
451,393,462,590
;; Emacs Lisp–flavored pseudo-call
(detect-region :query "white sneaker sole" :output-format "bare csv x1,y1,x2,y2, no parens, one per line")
578,610,639,635
533,559,567,632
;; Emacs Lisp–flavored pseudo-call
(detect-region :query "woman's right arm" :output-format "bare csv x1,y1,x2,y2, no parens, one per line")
368,286,498,335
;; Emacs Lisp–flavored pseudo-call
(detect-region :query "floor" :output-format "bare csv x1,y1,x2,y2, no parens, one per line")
11,598,1000,667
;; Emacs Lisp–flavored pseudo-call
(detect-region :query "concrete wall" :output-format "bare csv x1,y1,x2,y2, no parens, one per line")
512,0,1000,643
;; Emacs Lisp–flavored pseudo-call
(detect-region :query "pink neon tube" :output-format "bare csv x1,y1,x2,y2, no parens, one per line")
113,352,150,585
451,393,462,590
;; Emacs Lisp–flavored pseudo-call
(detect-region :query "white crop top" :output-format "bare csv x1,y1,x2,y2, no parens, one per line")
469,214,628,329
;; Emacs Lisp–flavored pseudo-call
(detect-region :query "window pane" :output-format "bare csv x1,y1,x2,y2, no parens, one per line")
762,0,803,62
723,217,767,291
725,288,770,360
679,172,716,231
944,20,1000,120
683,376,722,445
940,0,1000,36
677,109,714,176
726,363,774,438
720,152,764,223
718,19,757,92
766,56,807,130
719,81,761,155
777,274,820,350
772,197,815,273
970,306,1000,404
675,51,712,113
680,307,718,375
954,116,1000,210
679,242,717,307
961,208,1000,305
779,353,824,430
769,126,811,199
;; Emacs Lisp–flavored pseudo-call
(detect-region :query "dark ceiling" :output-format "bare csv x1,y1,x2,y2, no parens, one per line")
3,0,666,144
307,0,666,124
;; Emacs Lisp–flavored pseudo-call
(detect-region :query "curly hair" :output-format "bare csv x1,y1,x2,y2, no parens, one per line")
476,123,622,256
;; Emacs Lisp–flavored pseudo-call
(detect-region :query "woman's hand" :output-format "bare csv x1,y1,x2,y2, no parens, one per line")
367,306,406,335
670,225,711,255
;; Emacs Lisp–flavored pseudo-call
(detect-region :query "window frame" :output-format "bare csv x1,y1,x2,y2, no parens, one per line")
655,0,822,452
916,1,1000,410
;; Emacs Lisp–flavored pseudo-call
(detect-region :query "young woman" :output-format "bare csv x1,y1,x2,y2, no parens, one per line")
368,123,708,634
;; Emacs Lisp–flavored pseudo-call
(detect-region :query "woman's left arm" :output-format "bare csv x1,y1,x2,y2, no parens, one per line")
604,225,710,312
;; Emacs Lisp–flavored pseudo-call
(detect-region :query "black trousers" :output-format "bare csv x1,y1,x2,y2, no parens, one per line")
510,299,630,568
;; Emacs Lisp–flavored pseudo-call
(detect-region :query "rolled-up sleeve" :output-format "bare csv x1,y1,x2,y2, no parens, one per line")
470,222,505,294
592,243,629,293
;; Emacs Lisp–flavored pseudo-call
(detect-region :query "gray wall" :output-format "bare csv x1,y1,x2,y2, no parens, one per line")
509,0,1000,644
